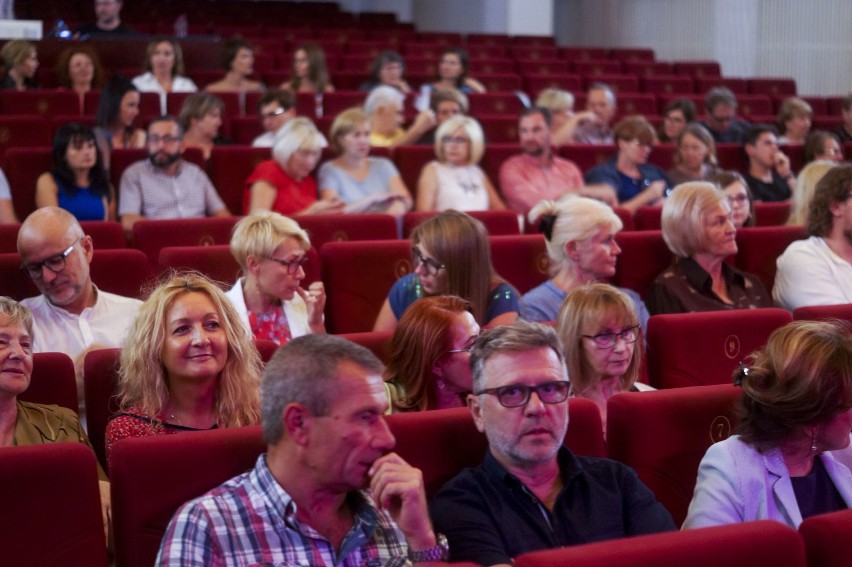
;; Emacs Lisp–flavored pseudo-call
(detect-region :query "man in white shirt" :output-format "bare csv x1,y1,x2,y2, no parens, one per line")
774,165,852,309
251,89,296,148
17,207,142,425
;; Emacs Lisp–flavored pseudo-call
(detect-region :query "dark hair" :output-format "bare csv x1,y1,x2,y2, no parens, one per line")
54,45,104,90
743,124,777,147
290,43,330,92
95,75,138,129
256,88,295,114
222,37,253,71
804,130,841,163
807,164,852,237
369,50,405,85
51,123,110,201
438,47,470,87
520,106,552,126
664,98,697,123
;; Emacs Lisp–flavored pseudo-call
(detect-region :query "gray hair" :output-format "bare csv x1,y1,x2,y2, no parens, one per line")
364,85,404,116
0,296,34,339
272,117,327,166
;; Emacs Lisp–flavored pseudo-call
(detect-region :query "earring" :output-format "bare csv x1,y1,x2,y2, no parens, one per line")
811,430,818,454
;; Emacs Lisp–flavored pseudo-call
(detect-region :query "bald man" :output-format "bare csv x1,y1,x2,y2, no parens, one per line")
17,207,141,424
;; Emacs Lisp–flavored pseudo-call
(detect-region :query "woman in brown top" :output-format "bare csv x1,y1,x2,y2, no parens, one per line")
648,182,772,314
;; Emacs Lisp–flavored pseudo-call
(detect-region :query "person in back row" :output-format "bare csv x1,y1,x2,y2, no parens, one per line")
554,82,616,145
743,124,795,202
251,89,296,148
700,86,750,144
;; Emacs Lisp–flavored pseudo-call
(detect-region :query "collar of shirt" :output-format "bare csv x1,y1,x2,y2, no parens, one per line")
40,284,100,319
677,256,745,295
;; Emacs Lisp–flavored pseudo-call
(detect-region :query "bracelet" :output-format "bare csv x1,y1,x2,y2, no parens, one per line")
408,533,449,563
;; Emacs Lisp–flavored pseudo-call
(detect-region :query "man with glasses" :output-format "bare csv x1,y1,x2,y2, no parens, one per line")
431,321,674,565
76,0,135,37
700,86,751,144
17,207,141,426
251,89,296,148
119,115,230,235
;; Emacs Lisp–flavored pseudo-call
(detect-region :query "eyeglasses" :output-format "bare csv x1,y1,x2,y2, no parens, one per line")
441,135,469,145
147,135,181,145
411,246,445,277
582,325,640,349
475,381,570,408
265,255,308,275
261,107,286,120
727,194,749,205
20,237,82,280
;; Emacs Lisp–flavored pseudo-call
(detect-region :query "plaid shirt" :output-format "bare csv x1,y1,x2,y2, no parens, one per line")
156,455,412,566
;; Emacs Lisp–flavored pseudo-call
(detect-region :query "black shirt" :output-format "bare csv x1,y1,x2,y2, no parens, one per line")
430,447,676,565
75,22,135,37
743,170,793,202
791,457,848,520
700,119,751,144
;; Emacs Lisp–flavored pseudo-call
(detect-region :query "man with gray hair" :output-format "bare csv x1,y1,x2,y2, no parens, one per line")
700,86,751,144
430,320,674,565
556,82,617,145
365,85,437,147
157,334,448,565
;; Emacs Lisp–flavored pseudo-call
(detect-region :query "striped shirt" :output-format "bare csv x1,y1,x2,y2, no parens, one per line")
157,454,412,566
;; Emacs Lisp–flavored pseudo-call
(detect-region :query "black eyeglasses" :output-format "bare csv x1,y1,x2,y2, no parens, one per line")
582,325,640,349
20,237,82,280
265,254,308,275
475,381,570,408
411,246,445,277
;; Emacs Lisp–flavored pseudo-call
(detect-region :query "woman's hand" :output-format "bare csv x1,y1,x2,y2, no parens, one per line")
302,197,345,215
298,282,326,334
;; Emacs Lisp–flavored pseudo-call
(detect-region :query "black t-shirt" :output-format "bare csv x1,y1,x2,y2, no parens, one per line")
791,457,848,520
75,22,135,37
744,170,792,202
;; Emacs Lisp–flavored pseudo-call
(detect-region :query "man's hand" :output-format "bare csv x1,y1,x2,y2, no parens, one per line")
369,452,436,551
773,151,792,178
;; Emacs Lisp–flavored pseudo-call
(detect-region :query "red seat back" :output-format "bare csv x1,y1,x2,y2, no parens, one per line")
17,352,78,413
612,230,672,298
633,205,663,230
401,210,520,239
467,93,526,117
294,213,398,249
607,385,742,525
799,508,852,567
336,331,393,364
83,347,121,471
0,443,108,567
647,308,793,389
392,145,435,198
131,216,240,268
208,146,271,214
489,234,549,294
753,201,792,226
3,146,53,220
793,303,852,325
0,90,80,116
734,225,807,291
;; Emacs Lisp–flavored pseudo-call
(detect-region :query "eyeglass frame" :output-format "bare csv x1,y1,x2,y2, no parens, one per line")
581,325,641,349
474,380,570,408
411,246,445,277
265,254,308,275
20,237,84,280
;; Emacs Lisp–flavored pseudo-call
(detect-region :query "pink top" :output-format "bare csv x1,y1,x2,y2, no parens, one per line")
499,153,584,215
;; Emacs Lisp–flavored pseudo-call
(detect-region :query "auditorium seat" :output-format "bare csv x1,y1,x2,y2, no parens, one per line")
295,213,398,248
558,144,614,171
481,143,522,188
131,216,240,269
793,303,852,325
509,45,557,60
477,73,523,92
208,146,276,214
715,143,749,171
753,201,792,226
83,347,121,470
799,508,852,567
748,77,797,97
322,91,368,119
336,331,393,364
641,74,695,94
2,146,53,220
673,60,721,78
157,244,242,285
229,116,264,145
609,47,656,62
0,89,80,116
646,308,793,389
470,57,517,75
84,91,161,117
612,230,672,298
734,225,807,291
402,210,520,238
489,234,549,294
478,115,519,143
0,443,108,567
647,143,676,170
522,74,583,96
392,145,435,195
607,384,742,525
17,352,78,413
512,58,569,75
623,61,673,76
572,59,623,75
514,520,804,567
633,206,662,231
558,47,609,61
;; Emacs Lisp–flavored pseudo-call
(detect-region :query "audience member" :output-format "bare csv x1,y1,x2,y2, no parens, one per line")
833,92,852,143
157,334,444,565
36,123,115,221
499,107,594,216
648,182,771,314
431,47,485,94
0,167,16,223
93,76,146,172
360,50,411,94
374,210,519,332
774,165,852,309
205,38,263,93
777,97,812,145
54,45,104,112
555,82,617,145
700,86,750,144
17,207,142,424
251,89,295,148
244,117,343,216
416,87,468,145
684,319,852,529
0,39,37,90
318,107,412,215
584,115,670,213
280,43,334,94
709,169,754,229
535,88,575,135
658,98,697,143
743,124,795,202
178,92,229,160
557,284,652,434
365,85,434,148
667,123,718,185
227,211,325,344
417,115,506,211
132,38,198,114
384,295,479,412
119,116,230,234
787,159,835,226
804,130,843,164
522,196,649,331
105,273,262,463
75,0,134,37
430,321,675,564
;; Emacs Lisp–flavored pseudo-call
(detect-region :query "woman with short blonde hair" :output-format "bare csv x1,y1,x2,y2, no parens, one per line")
0,39,38,90
787,160,836,226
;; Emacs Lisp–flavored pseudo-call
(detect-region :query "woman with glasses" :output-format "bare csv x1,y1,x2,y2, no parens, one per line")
648,182,771,315
36,123,115,221
226,211,325,345
667,123,718,186
416,115,506,212
709,169,754,229
585,116,670,214
384,296,479,412
522,195,649,331
684,319,852,529
373,210,519,333
105,272,261,466
557,284,650,433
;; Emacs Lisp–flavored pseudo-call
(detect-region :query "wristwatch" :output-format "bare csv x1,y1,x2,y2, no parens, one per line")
408,533,449,562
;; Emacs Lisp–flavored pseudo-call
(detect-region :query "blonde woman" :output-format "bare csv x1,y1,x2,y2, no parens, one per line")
787,160,835,226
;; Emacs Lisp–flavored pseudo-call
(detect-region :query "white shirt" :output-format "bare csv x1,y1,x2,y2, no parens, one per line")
251,131,276,148
224,278,311,340
132,72,198,114
773,236,852,310
22,287,142,425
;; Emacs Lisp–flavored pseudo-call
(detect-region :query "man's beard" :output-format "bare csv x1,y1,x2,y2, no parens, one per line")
149,150,181,169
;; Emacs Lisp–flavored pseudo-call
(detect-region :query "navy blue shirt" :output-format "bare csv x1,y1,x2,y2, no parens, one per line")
584,158,670,203
430,447,676,565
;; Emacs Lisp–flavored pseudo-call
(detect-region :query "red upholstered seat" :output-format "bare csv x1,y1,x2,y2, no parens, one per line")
606,384,742,525
612,230,672,298
623,61,673,76
83,347,121,471
558,144,614,171
522,74,583,96
647,144,676,170
793,303,852,325
673,60,722,78
514,520,804,567
715,143,749,171
642,74,696,94
478,115,520,143
753,201,792,226
401,210,520,239
633,205,662,230
489,234,549,294
748,77,797,97
336,331,393,364
229,116,264,144
18,352,78,413
208,146,271,214
294,213,398,249
647,308,793,389
392,144,436,197
0,117,52,164
0,89,80,116
84,90,160,118
734,225,807,291
609,48,656,62
799,508,852,567
511,58,568,75
477,73,523,92
3,146,53,220
467,93,527,117
571,59,623,75
131,216,240,268
322,91,368,119
0,443,108,567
